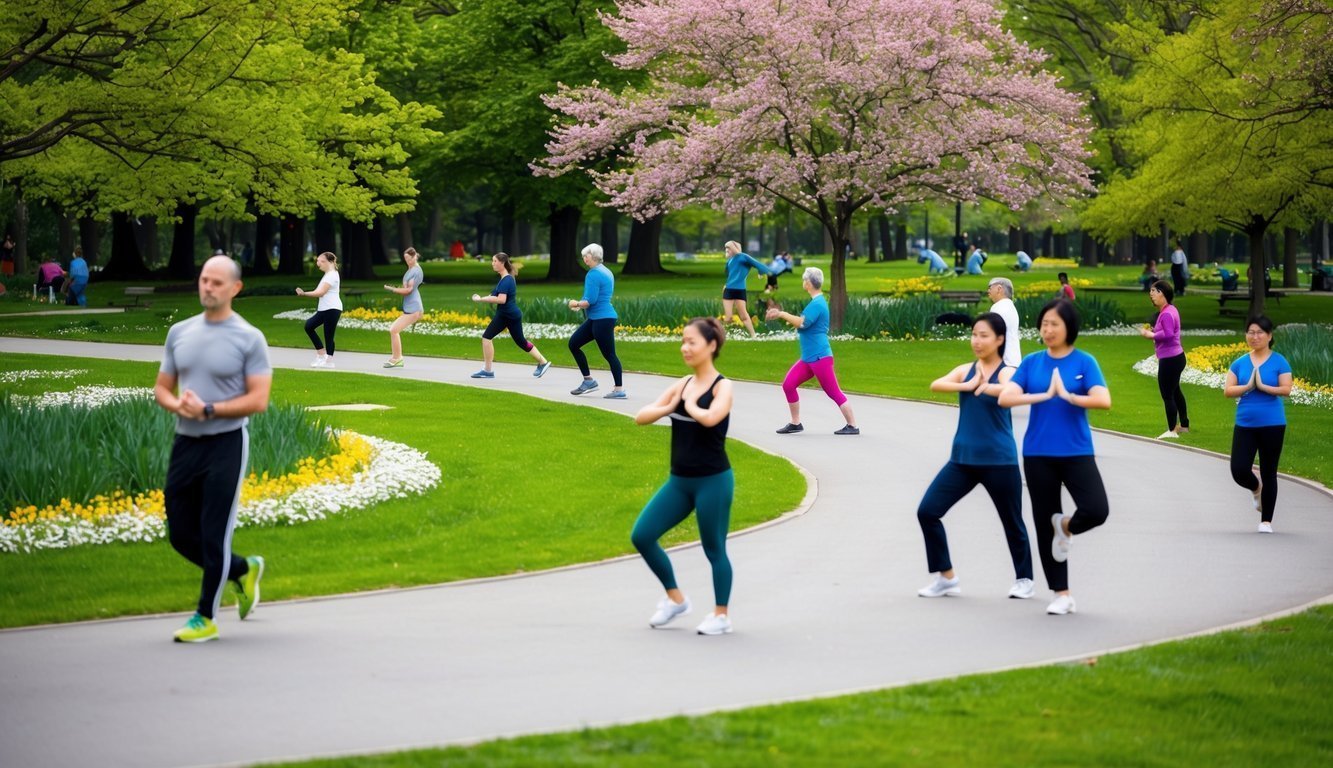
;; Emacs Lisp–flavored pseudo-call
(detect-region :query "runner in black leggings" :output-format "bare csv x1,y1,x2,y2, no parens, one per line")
1223,315,1292,533
297,251,342,368
470,252,551,379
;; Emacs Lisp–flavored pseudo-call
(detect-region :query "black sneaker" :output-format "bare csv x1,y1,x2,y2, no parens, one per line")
834,425,860,435
776,423,804,434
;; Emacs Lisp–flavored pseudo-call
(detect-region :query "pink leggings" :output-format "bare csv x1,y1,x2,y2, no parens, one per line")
782,357,847,406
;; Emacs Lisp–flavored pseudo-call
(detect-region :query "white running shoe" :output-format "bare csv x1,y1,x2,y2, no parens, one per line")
917,574,961,598
323,359,335,369
696,613,733,635
311,356,327,368
1258,522,1273,534
648,596,691,628
1046,594,1077,615
1051,514,1072,563
1156,430,1178,440
1008,578,1035,599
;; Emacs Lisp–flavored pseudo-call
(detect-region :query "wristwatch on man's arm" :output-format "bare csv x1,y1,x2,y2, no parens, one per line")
203,403,215,420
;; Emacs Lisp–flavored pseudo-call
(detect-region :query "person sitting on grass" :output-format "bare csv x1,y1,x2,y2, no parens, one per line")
918,246,950,275
1013,250,1032,271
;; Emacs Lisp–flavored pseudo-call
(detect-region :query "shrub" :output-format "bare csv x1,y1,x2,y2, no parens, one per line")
1276,324,1333,387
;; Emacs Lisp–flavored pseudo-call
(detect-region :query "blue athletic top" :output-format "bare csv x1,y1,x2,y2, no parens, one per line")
401,265,424,314
581,264,617,320
669,374,730,477
69,256,89,288
797,295,833,363
1010,348,1107,457
491,274,519,319
1229,352,1291,427
952,363,1018,465
724,253,772,290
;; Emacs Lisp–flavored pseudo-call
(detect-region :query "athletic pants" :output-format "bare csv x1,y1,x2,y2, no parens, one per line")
1171,262,1187,295
781,356,847,406
631,470,734,606
1157,353,1189,431
917,462,1032,579
1023,455,1109,592
569,317,622,386
305,309,342,355
483,313,534,351
1230,425,1285,523
164,428,250,619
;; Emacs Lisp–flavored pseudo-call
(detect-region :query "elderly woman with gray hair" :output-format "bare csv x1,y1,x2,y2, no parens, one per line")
986,277,1022,368
765,267,859,435
567,243,626,398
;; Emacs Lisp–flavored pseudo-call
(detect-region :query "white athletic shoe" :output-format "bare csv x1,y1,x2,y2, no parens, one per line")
1258,522,1273,534
1156,430,1179,440
917,574,961,598
1008,578,1035,600
311,356,327,368
1046,594,1077,615
1051,514,1072,563
696,613,733,635
648,596,691,628
322,359,335,369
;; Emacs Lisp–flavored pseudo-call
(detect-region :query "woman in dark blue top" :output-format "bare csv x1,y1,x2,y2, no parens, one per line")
470,253,551,379
999,300,1112,616
916,313,1033,600
631,317,737,636
1223,315,1293,533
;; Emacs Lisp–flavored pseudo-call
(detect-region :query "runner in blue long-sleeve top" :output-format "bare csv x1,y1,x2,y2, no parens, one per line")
722,240,775,338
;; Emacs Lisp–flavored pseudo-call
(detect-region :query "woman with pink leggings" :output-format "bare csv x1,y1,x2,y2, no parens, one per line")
765,267,860,435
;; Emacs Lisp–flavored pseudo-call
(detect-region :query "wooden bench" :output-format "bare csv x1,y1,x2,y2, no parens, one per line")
120,286,154,307
1217,289,1283,308
938,290,983,306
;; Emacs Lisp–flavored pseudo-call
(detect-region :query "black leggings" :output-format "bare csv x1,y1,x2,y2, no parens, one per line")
569,318,622,386
1157,353,1189,431
1230,425,1285,522
916,462,1032,579
305,309,341,355
483,313,533,352
1023,455,1109,592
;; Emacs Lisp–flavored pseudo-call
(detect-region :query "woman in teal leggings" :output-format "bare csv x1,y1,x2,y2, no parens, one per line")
631,316,736,635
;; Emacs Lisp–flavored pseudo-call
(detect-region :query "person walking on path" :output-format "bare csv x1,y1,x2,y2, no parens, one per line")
1224,315,1292,533
66,247,89,307
470,252,551,379
297,251,342,368
999,300,1111,616
765,267,859,435
916,313,1034,600
383,247,423,368
1139,280,1189,439
152,256,271,643
631,317,737,635
722,240,776,338
986,277,1022,368
1170,240,1189,296
567,243,625,399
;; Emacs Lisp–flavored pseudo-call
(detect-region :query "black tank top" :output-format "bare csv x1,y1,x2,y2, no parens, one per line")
669,374,730,477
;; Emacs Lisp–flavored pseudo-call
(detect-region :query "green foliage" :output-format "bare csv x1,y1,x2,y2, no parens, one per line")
1014,295,1127,329
0,394,333,512
1276,324,1333,387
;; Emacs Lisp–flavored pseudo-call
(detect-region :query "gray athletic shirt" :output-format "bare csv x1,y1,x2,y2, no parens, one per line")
160,313,272,437
401,265,424,313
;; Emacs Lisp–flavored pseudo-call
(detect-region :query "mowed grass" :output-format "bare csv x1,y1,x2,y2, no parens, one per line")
0,355,805,627
278,605,1333,767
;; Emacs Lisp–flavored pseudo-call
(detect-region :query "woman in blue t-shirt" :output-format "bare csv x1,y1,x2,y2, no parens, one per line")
765,267,859,435
1223,315,1293,533
916,313,1034,601
469,252,551,379
999,300,1111,616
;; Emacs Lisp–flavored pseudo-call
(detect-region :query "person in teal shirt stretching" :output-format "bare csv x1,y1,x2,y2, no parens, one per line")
722,240,775,338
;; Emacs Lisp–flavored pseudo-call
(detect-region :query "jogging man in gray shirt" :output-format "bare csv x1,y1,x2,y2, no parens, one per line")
154,256,273,643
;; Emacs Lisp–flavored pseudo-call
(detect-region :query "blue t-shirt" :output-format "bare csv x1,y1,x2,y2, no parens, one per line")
952,364,1018,465
69,257,89,287
919,250,948,272
1229,352,1291,427
491,274,519,319
797,295,833,363
1010,348,1107,457
401,265,424,314
581,264,617,320
724,253,772,290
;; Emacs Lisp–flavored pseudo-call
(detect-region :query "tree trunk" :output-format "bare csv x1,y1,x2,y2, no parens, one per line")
12,197,29,274
1042,228,1054,260
314,210,338,255
1022,230,1035,259
1191,232,1209,271
278,215,306,274
249,214,276,276
828,221,849,331
370,216,391,266
894,221,908,261
543,205,583,281
79,216,101,267
1008,226,1021,254
135,216,159,270
340,218,374,280
57,211,75,263
1246,219,1268,318
397,212,414,256
1283,227,1300,288
103,212,150,279
866,217,877,262
623,214,665,275
600,209,620,264
775,207,791,253
1080,231,1099,267
877,214,891,262
518,220,533,256
167,202,199,279
1115,236,1133,265
474,211,487,258
426,200,444,249
1054,232,1068,260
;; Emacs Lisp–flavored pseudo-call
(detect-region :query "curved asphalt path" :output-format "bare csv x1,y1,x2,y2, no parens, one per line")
1,337,1331,768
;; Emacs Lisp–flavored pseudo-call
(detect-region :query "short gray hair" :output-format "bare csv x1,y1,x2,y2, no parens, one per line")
581,243,604,263
988,277,1014,298
803,267,823,289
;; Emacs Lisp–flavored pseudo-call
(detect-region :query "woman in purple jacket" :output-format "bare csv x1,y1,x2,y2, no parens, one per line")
1139,280,1189,440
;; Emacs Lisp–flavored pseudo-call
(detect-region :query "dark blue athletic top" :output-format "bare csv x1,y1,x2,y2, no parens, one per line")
951,363,1018,466
668,374,730,477
491,274,519,319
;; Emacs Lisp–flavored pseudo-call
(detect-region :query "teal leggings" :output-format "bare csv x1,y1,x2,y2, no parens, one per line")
630,470,735,606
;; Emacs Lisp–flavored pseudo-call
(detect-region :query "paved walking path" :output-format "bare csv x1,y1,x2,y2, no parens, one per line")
1,338,1331,768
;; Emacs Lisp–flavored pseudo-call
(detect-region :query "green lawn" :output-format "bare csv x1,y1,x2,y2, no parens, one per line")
277,605,1333,767
0,354,805,628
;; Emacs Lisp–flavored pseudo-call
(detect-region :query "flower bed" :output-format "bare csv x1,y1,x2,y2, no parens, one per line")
1132,339,1333,410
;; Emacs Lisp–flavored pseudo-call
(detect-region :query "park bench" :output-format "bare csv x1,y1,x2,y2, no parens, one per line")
1217,289,1284,308
938,290,983,306
120,286,154,307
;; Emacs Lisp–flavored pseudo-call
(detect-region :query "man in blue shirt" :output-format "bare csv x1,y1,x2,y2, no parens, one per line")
66,247,90,307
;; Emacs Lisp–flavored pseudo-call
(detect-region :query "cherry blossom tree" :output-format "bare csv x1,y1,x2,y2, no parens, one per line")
539,0,1093,327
